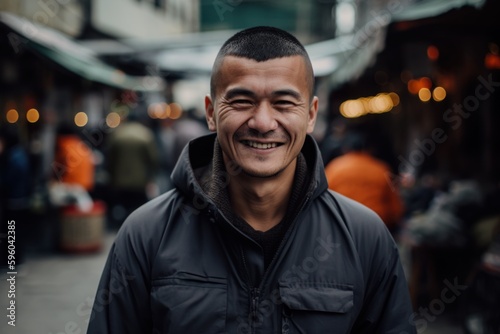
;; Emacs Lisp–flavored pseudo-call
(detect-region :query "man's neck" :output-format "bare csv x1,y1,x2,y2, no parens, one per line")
228,161,296,232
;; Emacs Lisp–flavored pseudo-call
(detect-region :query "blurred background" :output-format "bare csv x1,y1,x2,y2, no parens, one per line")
0,0,499,333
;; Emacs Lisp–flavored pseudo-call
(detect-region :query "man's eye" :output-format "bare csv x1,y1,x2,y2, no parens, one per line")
275,100,295,106
231,100,252,105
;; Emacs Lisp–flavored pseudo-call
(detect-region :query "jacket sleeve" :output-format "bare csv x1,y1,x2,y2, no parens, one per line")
352,244,416,334
87,210,156,333
333,192,416,333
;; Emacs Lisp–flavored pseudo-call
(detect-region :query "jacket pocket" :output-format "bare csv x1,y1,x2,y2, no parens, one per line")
279,282,354,334
151,272,227,333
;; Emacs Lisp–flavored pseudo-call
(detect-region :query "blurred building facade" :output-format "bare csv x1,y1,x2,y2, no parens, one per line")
0,0,194,249
323,0,500,185
0,0,199,38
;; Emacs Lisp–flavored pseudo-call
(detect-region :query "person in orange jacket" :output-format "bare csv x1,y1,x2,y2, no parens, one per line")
325,133,404,231
53,124,95,192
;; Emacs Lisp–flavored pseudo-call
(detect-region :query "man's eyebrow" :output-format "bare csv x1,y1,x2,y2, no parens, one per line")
271,89,302,101
223,88,257,100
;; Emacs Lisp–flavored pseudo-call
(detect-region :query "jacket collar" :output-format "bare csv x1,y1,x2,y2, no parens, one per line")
171,133,328,210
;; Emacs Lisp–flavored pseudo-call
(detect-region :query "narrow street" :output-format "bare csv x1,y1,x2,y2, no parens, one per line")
0,233,113,334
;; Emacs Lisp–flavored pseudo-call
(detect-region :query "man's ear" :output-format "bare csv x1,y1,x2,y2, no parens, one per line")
205,95,216,131
307,96,319,133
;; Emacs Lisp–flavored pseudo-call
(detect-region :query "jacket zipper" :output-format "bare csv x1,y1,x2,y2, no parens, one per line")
240,245,260,334
221,190,314,332
252,194,312,333
282,305,291,334
250,287,260,333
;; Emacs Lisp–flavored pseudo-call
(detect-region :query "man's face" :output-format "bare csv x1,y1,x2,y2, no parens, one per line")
205,55,318,178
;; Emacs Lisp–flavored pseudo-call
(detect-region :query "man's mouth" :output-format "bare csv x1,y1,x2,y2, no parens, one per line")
241,140,281,150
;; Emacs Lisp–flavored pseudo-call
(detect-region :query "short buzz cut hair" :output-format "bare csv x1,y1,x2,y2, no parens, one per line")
210,26,315,100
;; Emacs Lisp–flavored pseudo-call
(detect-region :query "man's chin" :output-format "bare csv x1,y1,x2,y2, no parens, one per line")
241,167,282,179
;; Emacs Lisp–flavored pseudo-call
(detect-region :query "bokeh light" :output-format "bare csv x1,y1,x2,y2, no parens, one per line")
339,93,399,118
427,45,439,61
106,112,121,128
432,87,447,102
389,92,400,106
6,109,19,123
168,103,183,119
26,108,40,123
74,112,88,127
418,88,432,102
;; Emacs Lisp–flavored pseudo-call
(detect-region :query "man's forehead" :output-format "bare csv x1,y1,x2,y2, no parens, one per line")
218,54,307,68
221,87,303,101
216,56,308,84
211,54,314,100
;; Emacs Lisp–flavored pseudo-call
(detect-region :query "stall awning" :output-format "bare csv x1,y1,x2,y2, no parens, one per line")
392,0,485,22
0,12,165,92
325,0,487,88
67,0,487,91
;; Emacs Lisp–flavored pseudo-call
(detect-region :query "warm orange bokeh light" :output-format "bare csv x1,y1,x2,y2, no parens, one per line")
433,87,447,102
408,77,432,94
26,108,40,123
389,92,400,106
339,93,398,118
408,80,420,94
74,112,88,127
485,53,500,69
6,109,19,123
420,77,432,88
427,45,439,61
168,103,183,120
418,88,432,102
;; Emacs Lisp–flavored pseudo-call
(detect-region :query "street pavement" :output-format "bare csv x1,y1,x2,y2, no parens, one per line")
0,233,113,334
1,231,464,334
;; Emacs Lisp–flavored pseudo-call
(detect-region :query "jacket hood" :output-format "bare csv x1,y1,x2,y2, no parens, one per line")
171,133,328,209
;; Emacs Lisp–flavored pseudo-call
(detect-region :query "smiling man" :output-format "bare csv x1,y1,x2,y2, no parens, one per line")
88,27,416,334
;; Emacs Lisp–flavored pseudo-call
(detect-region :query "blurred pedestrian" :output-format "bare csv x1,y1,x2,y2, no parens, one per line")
53,123,95,192
319,117,348,166
0,126,31,265
325,133,404,231
157,109,209,192
105,114,159,224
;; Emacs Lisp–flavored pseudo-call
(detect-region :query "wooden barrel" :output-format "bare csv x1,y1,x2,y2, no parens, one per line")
60,200,105,253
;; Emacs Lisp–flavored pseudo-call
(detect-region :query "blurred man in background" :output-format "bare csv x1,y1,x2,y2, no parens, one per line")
325,133,404,232
105,114,159,226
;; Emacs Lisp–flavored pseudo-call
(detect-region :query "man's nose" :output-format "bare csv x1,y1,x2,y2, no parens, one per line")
247,102,278,133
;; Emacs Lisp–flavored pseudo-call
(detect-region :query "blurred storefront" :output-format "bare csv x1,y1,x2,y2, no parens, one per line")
324,0,499,186
0,12,165,185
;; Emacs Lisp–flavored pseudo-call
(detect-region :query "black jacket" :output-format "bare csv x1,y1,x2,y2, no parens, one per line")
87,134,416,334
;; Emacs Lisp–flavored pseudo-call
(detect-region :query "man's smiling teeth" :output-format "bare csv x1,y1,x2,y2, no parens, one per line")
244,141,278,149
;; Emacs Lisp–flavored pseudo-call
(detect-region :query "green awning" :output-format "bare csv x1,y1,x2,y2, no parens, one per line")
392,0,486,22
0,12,165,92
